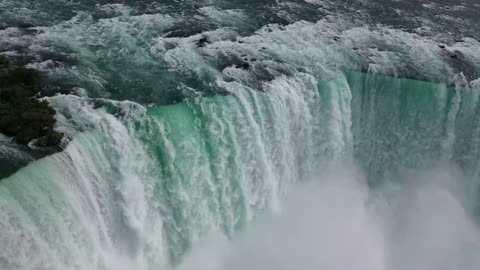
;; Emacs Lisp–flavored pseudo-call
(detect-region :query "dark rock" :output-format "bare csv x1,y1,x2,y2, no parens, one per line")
17,22,35,29
449,50,463,59
250,58,257,62
23,28,43,35
235,62,250,70
333,36,340,41
438,44,446,49
196,36,209,47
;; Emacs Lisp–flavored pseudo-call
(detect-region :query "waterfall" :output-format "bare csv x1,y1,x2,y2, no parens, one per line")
1,71,480,269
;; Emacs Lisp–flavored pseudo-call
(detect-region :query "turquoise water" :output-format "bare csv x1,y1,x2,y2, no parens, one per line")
1,0,480,269
1,71,480,269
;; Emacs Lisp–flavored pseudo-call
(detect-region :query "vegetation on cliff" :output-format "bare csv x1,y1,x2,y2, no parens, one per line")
0,55,63,147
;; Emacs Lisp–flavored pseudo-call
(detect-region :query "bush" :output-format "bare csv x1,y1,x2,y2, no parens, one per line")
0,55,9,65
0,55,63,146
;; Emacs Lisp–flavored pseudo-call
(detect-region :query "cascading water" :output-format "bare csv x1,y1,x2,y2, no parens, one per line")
1,0,480,269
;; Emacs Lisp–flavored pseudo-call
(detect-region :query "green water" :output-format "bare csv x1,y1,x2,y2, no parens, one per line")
1,1,480,268
1,71,479,269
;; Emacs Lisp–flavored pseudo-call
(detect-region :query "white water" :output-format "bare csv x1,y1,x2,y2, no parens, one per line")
1,71,480,269
1,4,480,268
179,166,480,270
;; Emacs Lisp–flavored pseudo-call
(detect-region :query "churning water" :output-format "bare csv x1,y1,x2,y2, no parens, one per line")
1,0,480,269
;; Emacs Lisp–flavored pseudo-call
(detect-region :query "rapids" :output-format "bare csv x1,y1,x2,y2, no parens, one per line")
1,1,480,269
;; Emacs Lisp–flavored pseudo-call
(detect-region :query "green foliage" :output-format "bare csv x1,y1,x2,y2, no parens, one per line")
0,55,8,66
0,55,63,146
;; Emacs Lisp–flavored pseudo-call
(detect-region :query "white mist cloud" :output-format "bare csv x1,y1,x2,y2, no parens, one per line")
177,165,480,270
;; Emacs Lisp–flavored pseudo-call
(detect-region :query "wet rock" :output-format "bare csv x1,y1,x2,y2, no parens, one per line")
449,50,463,59
235,62,250,70
196,36,209,47
23,28,43,35
17,22,35,29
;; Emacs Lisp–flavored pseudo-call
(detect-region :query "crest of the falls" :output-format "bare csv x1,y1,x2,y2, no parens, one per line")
1,0,480,269
1,71,480,269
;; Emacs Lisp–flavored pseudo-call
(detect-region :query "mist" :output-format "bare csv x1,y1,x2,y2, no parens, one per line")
178,165,480,270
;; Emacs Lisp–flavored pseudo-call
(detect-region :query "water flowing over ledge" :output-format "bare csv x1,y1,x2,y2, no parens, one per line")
1,1,480,269
1,71,479,269
2,8,480,177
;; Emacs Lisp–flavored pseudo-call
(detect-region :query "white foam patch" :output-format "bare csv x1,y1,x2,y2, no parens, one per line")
152,15,480,86
471,78,480,89
199,6,248,27
96,3,133,17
